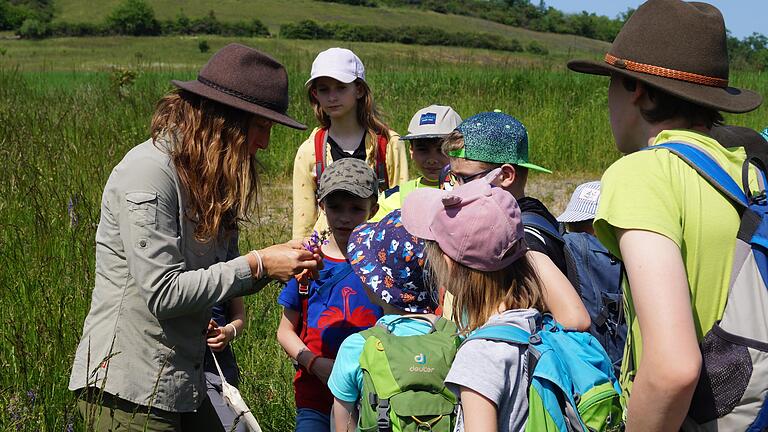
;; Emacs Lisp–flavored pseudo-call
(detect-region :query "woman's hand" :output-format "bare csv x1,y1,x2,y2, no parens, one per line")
206,320,233,352
252,240,322,282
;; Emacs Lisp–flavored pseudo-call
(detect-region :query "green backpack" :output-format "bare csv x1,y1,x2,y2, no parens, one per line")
357,316,460,432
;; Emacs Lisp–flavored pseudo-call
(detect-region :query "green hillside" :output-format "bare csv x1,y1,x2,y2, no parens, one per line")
52,0,610,55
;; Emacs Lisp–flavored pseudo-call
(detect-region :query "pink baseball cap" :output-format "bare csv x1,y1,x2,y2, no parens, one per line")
402,172,527,271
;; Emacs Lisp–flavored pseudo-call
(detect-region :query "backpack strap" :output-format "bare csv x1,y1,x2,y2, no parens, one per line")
465,325,533,345
315,129,389,191
465,322,541,389
376,134,389,191
522,211,564,244
314,128,328,189
646,143,749,208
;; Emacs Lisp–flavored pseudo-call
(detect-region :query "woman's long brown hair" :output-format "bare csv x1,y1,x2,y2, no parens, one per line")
307,79,391,160
425,241,544,334
150,89,258,243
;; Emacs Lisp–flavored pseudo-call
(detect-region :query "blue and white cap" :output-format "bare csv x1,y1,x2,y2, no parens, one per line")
761,127,768,141
402,105,462,140
557,181,601,223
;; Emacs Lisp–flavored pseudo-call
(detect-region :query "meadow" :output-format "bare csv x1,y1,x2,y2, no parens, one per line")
1,35,766,431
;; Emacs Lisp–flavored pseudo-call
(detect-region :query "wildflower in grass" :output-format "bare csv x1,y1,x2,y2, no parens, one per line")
67,195,79,228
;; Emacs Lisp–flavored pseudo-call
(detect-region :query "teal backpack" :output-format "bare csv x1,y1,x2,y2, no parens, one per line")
357,316,460,432
466,314,623,431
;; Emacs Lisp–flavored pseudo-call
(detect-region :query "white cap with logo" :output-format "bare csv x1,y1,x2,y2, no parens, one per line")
557,181,601,223
402,105,462,140
306,47,365,85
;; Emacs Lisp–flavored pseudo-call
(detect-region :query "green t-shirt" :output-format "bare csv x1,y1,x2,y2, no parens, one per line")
370,176,438,222
595,129,756,398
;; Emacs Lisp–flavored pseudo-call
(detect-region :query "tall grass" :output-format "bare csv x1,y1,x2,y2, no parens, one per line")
1,37,766,430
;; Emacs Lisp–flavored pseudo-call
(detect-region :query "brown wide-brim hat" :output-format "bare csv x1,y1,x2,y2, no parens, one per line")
172,43,306,130
568,0,762,114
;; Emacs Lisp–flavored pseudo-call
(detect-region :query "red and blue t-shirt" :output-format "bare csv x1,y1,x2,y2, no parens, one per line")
278,256,383,413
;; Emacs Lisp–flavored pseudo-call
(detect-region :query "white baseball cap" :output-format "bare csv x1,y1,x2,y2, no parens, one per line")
402,105,462,140
557,181,601,223
305,47,365,85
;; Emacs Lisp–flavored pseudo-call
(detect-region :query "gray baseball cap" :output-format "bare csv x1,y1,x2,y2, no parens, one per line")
317,158,378,202
402,105,462,140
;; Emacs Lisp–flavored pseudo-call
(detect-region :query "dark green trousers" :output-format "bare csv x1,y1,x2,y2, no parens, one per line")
77,390,225,432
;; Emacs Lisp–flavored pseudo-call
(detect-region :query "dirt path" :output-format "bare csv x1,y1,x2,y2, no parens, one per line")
252,172,599,230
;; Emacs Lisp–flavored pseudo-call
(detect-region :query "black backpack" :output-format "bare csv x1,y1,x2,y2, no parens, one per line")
522,212,626,378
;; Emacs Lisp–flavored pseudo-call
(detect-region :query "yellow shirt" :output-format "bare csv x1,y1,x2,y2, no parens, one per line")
369,176,437,222
594,129,756,401
292,128,408,239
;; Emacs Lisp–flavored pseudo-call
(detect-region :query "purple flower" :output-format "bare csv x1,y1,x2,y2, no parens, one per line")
303,229,329,251
67,195,79,228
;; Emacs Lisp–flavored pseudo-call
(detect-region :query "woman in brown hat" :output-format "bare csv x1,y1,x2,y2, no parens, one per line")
569,0,764,430
69,44,319,431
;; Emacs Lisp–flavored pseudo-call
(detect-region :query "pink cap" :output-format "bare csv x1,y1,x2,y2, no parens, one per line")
402,175,527,271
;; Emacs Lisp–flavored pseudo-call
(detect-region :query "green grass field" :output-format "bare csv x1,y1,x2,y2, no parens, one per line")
51,0,611,56
1,35,767,430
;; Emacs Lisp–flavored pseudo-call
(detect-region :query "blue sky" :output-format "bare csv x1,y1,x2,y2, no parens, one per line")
543,0,766,39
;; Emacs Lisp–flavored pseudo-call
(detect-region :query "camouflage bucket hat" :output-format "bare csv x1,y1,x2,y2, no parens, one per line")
448,111,551,173
347,209,437,313
317,158,378,201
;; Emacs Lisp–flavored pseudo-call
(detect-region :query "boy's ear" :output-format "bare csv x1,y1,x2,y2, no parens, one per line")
634,81,654,110
319,200,326,212
369,201,380,219
496,164,517,188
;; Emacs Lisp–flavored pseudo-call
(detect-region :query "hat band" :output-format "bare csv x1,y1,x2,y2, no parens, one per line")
604,53,728,88
197,75,285,113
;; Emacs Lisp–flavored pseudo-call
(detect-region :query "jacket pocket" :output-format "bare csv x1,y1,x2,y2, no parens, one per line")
126,191,157,227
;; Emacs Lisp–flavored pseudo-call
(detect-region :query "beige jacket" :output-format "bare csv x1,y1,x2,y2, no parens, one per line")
68,139,268,412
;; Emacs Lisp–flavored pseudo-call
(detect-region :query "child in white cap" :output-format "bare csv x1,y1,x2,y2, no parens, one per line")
371,105,462,221
558,181,626,378
292,47,408,239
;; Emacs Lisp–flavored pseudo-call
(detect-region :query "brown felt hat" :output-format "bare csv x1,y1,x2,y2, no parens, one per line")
568,0,762,114
172,43,306,130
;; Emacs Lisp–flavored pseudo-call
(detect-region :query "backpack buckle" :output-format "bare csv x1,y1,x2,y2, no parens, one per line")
376,398,391,431
298,282,309,296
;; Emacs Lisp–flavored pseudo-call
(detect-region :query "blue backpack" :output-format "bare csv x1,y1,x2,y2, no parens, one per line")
642,142,768,431
522,213,626,377
465,315,622,431
562,232,625,378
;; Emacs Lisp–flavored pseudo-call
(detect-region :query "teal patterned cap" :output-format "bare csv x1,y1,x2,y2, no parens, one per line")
761,127,768,141
449,111,551,173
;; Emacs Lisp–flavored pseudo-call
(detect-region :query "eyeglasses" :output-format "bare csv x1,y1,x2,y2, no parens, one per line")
446,167,496,187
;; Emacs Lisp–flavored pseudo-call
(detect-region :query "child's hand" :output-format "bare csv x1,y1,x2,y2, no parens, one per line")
310,357,335,384
206,319,233,352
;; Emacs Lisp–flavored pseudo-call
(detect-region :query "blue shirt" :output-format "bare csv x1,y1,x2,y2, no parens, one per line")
278,256,383,412
328,315,434,403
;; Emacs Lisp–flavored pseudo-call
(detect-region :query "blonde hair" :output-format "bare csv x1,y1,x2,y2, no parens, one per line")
308,78,391,159
150,89,258,243
425,241,544,334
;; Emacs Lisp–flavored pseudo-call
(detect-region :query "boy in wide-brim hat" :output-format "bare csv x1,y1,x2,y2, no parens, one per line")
568,0,763,430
